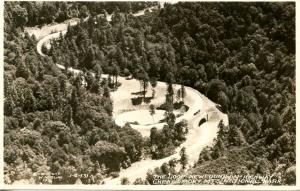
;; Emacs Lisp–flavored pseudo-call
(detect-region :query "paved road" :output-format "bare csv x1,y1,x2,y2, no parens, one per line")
33,4,228,184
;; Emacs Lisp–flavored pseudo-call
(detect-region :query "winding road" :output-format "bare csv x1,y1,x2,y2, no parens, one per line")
28,2,229,184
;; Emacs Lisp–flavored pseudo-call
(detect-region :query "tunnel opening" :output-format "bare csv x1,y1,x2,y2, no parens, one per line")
198,118,207,127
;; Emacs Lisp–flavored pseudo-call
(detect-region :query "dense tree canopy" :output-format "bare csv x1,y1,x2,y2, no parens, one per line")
4,1,295,185
4,1,155,184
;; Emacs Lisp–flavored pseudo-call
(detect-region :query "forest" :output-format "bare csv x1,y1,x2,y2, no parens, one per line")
4,1,295,185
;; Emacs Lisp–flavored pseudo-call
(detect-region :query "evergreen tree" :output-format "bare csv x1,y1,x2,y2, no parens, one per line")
4,96,15,116
149,104,155,123
63,104,73,126
180,147,188,169
16,62,30,79
167,83,174,103
70,88,79,117
180,85,186,102
23,88,36,113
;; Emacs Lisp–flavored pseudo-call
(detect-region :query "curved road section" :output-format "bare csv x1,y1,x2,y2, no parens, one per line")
31,4,228,185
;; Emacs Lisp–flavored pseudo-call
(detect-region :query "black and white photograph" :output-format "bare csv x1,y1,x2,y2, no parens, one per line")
2,0,297,188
